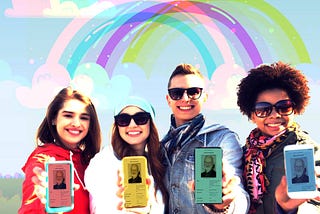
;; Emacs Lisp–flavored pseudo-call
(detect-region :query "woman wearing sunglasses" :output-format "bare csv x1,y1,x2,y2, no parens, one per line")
237,61,320,213
85,96,168,214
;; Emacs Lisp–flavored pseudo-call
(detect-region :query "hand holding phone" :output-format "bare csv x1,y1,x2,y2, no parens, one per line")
194,147,223,204
284,144,317,199
45,160,74,213
122,156,148,208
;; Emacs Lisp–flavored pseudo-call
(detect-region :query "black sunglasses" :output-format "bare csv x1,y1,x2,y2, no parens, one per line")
168,87,203,100
254,99,295,118
114,112,151,127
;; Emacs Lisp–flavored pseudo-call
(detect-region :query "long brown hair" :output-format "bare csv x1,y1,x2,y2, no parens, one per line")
36,87,102,165
111,117,168,205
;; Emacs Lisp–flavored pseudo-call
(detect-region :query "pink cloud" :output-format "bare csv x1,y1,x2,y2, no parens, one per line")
5,0,114,18
16,63,71,108
204,63,247,110
5,0,51,17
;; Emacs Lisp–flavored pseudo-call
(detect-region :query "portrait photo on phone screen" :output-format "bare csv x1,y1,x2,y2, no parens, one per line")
194,147,222,204
284,145,317,198
53,169,67,189
47,162,73,208
201,155,216,178
128,163,142,184
291,157,309,184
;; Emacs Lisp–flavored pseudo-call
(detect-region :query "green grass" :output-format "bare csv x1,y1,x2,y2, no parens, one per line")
0,178,23,214
0,178,23,198
0,195,21,214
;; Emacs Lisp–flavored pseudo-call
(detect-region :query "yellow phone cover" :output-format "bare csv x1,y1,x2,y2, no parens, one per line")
122,156,148,208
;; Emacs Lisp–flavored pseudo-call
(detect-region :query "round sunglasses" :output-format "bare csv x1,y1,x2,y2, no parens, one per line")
253,99,295,118
168,87,203,100
114,112,151,127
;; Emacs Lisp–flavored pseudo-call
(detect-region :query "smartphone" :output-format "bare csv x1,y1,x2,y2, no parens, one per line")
194,147,223,204
45,161,74,213
122,156,148,208
284,144,317,199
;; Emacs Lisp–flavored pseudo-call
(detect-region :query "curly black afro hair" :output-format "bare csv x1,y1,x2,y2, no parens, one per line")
237,61,310,119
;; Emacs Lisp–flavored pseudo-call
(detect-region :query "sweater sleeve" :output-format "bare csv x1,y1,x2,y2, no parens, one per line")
18,153,49,214
85,148,122,214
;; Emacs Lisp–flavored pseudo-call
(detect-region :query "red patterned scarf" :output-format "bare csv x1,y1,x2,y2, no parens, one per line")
243,122,298,213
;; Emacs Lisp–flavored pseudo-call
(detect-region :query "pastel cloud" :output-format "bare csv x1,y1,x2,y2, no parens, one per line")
43,1,114,18
71,62,132,110
15,61,134,110
5,0,51,17
16,63,71,108
43,0,81,17
221,73,246,109
5,0,114,18
204,63,247,110
79,1,114,18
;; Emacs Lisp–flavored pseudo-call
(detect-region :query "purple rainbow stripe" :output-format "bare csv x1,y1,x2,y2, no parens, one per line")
96,1,262,75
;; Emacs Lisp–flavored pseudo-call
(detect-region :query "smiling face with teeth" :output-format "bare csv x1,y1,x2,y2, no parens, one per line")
118,106,150,155
53,99,90,149
251,88,295,137
166,74,207,127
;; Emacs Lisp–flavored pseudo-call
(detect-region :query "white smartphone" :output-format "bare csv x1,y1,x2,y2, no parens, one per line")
284,144,317,199
45,161,74,213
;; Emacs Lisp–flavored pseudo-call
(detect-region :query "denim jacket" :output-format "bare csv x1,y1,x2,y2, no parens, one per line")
162,122,250,214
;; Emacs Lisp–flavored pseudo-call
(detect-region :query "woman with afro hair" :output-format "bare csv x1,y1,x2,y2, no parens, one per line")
237,61,320,214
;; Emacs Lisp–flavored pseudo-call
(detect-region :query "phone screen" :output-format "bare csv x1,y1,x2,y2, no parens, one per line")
194,147,223,204
284,144,317,198
122,156,148,208
45,161,74,212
